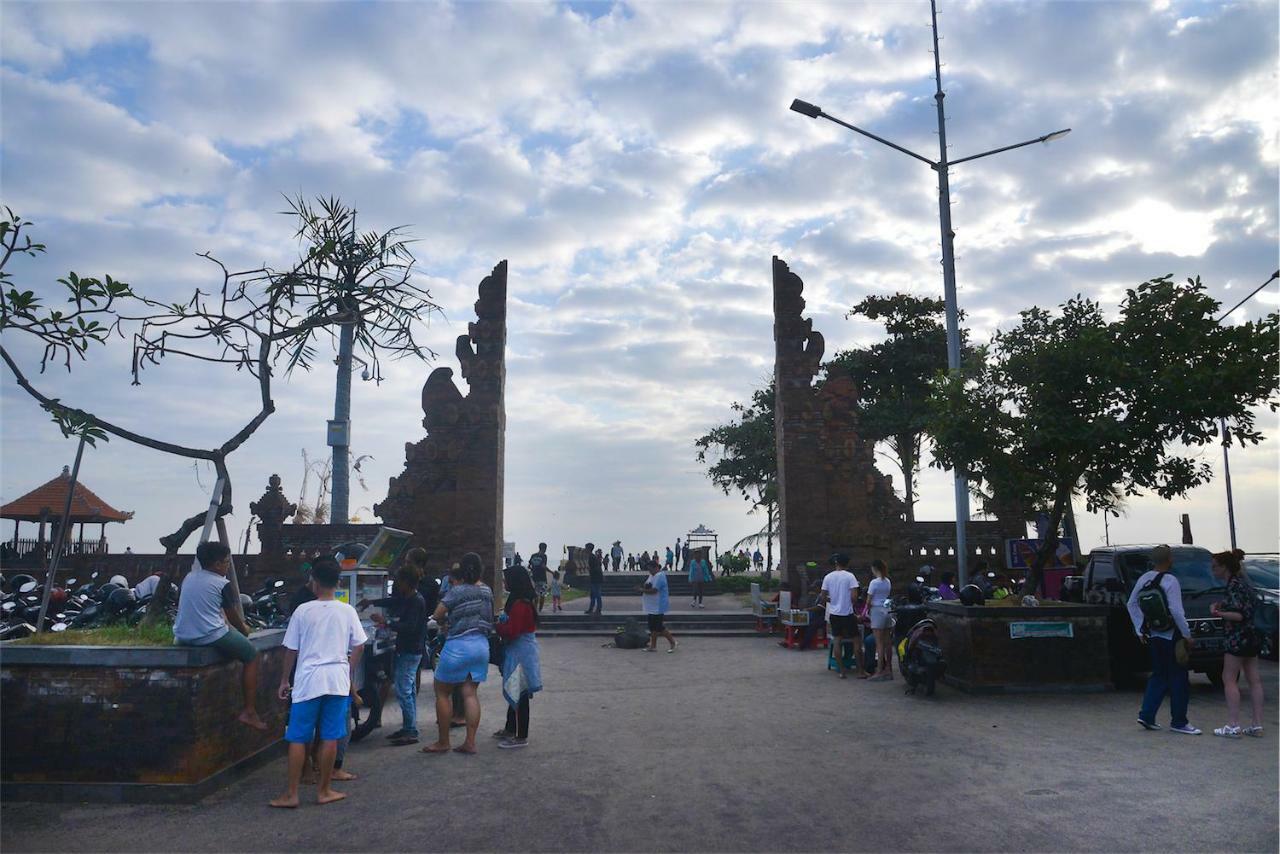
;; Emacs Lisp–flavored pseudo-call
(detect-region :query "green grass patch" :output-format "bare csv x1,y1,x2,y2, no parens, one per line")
560,587,587,602
713,575,781,594
9,622,175,646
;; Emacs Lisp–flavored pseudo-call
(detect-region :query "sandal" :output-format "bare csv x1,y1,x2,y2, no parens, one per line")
1213,725,1241,738
1243,726,1264,738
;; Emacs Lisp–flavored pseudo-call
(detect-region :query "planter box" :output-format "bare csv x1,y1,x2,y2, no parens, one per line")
1,630,288,803
926,602,1111,694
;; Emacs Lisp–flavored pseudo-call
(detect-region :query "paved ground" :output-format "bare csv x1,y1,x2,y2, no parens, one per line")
4,638,1277,852
558,591,751,613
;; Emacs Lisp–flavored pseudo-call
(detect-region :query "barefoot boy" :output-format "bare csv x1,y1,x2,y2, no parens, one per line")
174,541,267,731
271,557,366,808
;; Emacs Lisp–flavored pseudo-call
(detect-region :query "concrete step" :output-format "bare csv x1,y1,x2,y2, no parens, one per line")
537,628,765,639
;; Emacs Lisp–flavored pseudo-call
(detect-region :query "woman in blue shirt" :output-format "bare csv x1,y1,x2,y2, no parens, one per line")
688,553,713,608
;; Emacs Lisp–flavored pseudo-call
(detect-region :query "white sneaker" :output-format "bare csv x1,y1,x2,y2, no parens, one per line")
1213,725,1241,739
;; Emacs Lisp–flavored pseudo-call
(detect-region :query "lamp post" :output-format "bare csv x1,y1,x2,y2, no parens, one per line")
791,0,1070,585
1215,269,1280,549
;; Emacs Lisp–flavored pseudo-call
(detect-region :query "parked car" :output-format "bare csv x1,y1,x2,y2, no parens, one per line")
1065,545,1225,687
1243,554,1278,660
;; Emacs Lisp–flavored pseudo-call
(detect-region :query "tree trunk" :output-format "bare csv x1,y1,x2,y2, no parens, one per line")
143,466,233,626
766,502,775,580
1023,483,1070,597
897,433,917,525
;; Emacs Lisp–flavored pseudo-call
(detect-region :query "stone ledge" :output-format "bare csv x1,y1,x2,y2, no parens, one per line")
926,602,1109,619
0,629,284,667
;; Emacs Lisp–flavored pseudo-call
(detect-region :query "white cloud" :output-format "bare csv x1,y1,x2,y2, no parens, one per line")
1,0,1276,558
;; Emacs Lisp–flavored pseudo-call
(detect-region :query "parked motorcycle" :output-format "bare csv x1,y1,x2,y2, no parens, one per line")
889,597,947,697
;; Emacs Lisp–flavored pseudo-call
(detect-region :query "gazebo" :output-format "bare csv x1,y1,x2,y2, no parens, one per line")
1,466,133,565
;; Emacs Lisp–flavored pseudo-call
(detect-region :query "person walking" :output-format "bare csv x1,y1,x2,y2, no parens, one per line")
815,553,859,679
863,559,892,681
363,565,427,746
549,570,563,612
529,543,550,612
610,542,623,573
493,566,543,749
270,557,366,808
665,546,675,570
1126,544,1200,734
423,552,493,754
1209,548,1265,738
640,559,677,653
584,543,605,614
688,551,713,608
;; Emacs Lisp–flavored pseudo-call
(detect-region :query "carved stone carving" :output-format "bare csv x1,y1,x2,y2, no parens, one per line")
375,262,507,594
250,474,297,560
772,257,907,592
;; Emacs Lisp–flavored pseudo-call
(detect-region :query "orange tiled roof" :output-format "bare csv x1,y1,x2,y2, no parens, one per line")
0,467,134,524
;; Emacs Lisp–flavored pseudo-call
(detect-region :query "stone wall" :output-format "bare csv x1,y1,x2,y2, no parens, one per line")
1,631,289,802
927,602,1112,693
375,262,507,596
771,257,907,593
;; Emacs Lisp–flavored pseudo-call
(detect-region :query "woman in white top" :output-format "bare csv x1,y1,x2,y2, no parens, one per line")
866,559,893,681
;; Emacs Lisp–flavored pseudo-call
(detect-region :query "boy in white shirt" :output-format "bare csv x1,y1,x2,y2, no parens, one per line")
270,556,366,808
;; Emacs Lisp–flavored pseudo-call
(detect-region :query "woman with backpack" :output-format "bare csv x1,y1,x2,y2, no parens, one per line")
1209,548,1265,738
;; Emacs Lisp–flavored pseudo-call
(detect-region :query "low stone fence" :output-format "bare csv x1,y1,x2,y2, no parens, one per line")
927,601,1112,693
1,630,288,803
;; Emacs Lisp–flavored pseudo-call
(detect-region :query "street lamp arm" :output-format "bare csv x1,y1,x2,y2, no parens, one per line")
804,107,937,168
947,129,1072,168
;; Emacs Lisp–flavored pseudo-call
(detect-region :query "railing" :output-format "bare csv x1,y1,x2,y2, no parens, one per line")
0,538,110,567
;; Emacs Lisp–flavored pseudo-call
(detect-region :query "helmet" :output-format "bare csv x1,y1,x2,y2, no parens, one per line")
9,573,36,592
110,575,128,588
958,584,985,606
107,586,136,612
50,588,68,605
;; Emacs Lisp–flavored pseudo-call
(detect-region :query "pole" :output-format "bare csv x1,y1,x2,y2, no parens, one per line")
35,434,88,633
330,215,358,525
215,516,246,625
1221,417,1238,550
930,0,970,585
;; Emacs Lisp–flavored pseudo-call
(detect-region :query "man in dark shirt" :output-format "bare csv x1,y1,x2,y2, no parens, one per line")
529,543,550,612
586,542,604,615
363,567,427,745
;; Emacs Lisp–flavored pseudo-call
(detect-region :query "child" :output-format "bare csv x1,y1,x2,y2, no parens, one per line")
550,570,563,612
271,556,367,808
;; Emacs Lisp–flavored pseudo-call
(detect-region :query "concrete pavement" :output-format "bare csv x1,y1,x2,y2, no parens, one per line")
3,637,1277,852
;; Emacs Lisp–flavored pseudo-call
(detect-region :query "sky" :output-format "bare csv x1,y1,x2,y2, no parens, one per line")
1,0,1277,563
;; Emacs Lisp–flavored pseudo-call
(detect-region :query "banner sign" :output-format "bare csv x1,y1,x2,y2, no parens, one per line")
1009,621,1075,639
1006,538,1076,570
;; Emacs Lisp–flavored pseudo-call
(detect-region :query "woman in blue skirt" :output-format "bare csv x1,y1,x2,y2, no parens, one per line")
423,553,493,755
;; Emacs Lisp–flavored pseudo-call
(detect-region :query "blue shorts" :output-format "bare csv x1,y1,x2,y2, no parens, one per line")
285,694,350,743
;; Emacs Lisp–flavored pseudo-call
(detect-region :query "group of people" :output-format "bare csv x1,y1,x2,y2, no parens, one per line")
1127,545,1265,739
811,553,894,680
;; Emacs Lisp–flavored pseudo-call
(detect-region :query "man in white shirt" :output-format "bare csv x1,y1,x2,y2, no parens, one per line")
1125,544,1199,735
816,553,859,679
270,557,367,808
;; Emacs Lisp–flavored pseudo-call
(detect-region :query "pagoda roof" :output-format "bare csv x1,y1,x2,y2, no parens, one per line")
1,467,134,524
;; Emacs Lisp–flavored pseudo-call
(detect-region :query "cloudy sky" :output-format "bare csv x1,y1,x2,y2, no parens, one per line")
1,0,1276,563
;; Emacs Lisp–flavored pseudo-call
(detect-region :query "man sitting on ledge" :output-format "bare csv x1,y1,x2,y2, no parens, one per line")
174,540,267,731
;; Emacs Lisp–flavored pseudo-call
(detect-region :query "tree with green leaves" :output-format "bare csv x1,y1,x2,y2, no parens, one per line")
826,293,977,523
929,275,1279,595
695,382,776,573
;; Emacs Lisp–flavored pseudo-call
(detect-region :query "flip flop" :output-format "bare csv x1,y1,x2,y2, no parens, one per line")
421,744,451,754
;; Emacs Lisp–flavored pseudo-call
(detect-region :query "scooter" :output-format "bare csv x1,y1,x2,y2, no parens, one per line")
894,614,946,697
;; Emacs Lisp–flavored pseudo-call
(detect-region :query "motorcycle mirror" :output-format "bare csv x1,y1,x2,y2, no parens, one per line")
19,581,37,594
91,572,99,579
66,578,77,586
274,579,285,589
2,601,14,612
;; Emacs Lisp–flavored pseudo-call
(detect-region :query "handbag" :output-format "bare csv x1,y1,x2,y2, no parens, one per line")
488,632,505,667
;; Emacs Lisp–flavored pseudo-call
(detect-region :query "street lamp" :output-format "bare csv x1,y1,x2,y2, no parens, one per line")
791,0,1071,585
1215,269,1280,549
